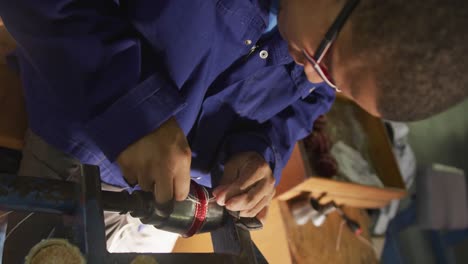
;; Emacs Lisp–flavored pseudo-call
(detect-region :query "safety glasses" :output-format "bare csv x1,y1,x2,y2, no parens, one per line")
303,0,360,92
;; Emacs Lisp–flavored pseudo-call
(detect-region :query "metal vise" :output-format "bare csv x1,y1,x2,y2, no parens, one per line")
0,164,267,263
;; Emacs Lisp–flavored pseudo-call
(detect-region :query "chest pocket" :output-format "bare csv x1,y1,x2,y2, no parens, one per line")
227,66,301,123
128,0,259,89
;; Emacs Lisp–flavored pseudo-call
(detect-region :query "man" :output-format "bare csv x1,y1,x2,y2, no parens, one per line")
0,0,467,252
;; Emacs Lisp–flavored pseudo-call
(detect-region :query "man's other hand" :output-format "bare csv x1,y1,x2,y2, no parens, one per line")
117,117,191,204
213,152,275,222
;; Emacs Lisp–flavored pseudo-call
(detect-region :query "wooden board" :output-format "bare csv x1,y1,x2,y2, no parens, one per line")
278,143,407,208
278,100,408,208
275,143,307,197
330,94,405,189
294,95,407,208
172,230,213,253
353,99,406,189
278,177,407,209
0,20,27,150
173,199,292,264
0,64,27,150
0,20,16,65
278,200,378,264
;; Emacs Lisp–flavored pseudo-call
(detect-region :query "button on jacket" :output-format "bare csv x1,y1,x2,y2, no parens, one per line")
0,0,335,187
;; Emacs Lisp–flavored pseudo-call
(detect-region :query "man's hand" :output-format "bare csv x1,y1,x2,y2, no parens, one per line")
117,117,191,204
212,152,276,222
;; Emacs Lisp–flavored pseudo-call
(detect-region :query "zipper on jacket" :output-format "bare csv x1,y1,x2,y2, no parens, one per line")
245,45,260,60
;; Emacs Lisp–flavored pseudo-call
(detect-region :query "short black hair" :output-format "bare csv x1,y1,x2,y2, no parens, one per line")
351,0,468,121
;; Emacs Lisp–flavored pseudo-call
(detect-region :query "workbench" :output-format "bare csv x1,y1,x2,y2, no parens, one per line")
173,149,380,264
278,199,377,264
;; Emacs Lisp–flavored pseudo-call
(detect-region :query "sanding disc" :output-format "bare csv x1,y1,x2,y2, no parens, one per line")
25,239,85,264
131,255,159,264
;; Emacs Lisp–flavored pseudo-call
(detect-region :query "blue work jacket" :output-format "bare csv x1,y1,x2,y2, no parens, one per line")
0,0,335,188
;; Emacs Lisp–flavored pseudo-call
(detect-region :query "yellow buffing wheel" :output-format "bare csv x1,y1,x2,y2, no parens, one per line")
131,255,159,264
25,239,86,264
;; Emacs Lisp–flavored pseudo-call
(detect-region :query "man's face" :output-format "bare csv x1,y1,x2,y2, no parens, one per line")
277,0,381,116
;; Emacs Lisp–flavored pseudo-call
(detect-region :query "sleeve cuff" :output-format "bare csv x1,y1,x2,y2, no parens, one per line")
85,74,187,161
224,133,282,184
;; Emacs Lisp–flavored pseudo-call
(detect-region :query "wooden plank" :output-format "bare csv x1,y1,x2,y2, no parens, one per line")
173,199,292,264
277,143,400,208
0,18,27,149
287,94,408,208
282,188,391,209
172,232,213,253
250,199,292,264
0,64,27,150
356,107,406,189
278,200,378,264
275,144,307,197
307,188,389,208
0,21,16,65
298,140,313,177
333,94,405,189
278,177,407,203
305,178,407,200
319,195,389,209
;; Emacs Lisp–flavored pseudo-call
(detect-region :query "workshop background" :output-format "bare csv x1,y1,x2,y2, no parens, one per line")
2,16,468,264
395,100,468,264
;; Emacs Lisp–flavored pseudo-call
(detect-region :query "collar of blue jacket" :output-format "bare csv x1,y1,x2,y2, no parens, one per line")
1,0,335,188
263,0,279,34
